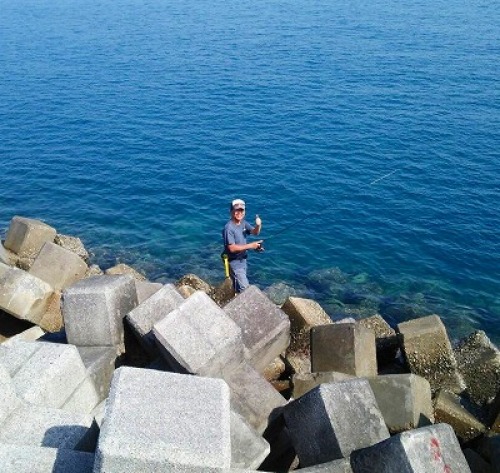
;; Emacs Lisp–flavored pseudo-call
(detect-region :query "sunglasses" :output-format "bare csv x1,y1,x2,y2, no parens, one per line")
233,208,245,212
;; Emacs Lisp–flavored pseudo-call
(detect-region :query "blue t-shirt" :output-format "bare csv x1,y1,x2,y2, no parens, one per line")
223,219,254,260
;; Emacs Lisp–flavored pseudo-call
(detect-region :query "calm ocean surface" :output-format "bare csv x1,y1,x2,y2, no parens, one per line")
1,0,498,343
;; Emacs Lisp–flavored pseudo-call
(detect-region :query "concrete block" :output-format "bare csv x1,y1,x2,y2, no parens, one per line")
454,331,500,405
284,350,311,375
212,278,235,306
223,285,291,373
176,273,213,295
263,357,286,382
230,410,270,469
126,283,183,355
62,376,101,414
94,367,231,472
0,339,41,375
0,241,9,264
0,443,95,473
434,390,487,442
0,404,98,451
153,291,244,377
398,315,466,394
292,371,354,399
283,378,389,466
29,242,88,290
3,341,88,409
282,296,332,354
134,280,163,304
299,458,353,472
177,284,197,298
225,362,287,434
367,374,434,434
350,423,471,473
0,263,53,324
310,323,377,376
91,399,107,427
4,216,56,258
63,275,138,352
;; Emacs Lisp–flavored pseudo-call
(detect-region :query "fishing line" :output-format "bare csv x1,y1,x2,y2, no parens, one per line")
260,163,416,244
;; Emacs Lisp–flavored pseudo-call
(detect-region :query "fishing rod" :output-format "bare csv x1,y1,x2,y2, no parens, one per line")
257,166,406,249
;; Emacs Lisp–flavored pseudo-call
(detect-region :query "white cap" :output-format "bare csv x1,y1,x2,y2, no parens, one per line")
231,199,245,210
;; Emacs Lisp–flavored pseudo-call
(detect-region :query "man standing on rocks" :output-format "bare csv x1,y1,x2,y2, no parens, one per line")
222,198,262,293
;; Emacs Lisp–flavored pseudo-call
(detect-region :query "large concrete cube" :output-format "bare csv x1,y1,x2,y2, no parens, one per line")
310,323,377,376
94,367,232,472
454,330,500,405
0,443,95,473
350,423,471,473
299,458,353,472
281,296,332,354
223,285,290,373
434,390,486,442
0,341,88,409
398,315,465,394
283,378,389,466
153,291,244,377
0,362,22,423
292,371,354,399
0,263,53,324
63,275,138,351
367,374,433,433
4,216,57,258
126,283,184,355
357,314,399,366
29,241,88,290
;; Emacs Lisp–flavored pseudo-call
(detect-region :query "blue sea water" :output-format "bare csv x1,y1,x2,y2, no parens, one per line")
0,0,498,343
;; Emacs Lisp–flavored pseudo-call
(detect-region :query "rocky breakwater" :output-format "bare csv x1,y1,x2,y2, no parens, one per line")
0,215,498,473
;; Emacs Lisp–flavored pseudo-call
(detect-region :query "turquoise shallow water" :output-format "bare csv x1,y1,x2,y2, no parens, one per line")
0,0,498,343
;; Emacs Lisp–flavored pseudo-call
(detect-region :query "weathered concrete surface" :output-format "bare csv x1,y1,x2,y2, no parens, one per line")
282,296,332,354
366,374,434,433
0,362,22,423
283,379,389,466
350,423,471,473
357,314,399,366
176,273,213,295
224,362,287,434
398,315,466,394
230,410,270,469
284,350,311,376
126,283,183,355
434,390,487,442
0,242,9,264
291,371,354,399
454,331,500,405
263,357,286,382
0,263,53,324
0,443,95,473
54,233,90,262
0,404,98,451
63,275,138,352
0,341,88,409
4,216,57,258
29,242,87,290
212,278,235,306
310,323,377,377
153,291,244,377
224,285,290,373
94,367,232,472
37,291,64,332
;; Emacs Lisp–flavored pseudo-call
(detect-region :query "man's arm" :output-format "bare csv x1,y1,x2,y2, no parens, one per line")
228,241,262,252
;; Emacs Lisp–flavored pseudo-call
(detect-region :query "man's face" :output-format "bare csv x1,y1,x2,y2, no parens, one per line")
232,207,245,223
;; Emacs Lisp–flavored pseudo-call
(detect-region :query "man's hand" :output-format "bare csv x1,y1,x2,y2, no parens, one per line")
250,240,263,250
255,214,262,227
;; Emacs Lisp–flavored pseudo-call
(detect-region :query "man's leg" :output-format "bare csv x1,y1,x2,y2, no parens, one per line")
230,260,249,293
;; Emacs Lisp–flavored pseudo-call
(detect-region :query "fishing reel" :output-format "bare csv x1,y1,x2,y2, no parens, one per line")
255,242,265,252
